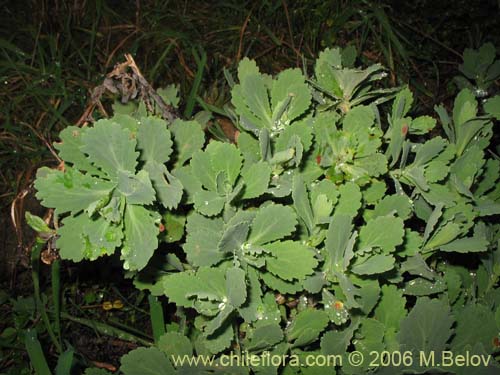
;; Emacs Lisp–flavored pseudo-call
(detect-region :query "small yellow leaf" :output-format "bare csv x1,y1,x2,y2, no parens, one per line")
102,301,113,310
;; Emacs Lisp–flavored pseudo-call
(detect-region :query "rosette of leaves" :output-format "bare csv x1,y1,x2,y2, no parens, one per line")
230,60,317,200
312,46,397,113
454,42,500,98
313,105,388,185
230,58,312,137
163,200,319,352
34,115,183,271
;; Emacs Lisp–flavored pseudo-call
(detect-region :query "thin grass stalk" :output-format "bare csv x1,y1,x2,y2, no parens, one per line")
148,294,166,343
31,238,62,353
184,47,207,118
51,259,62,349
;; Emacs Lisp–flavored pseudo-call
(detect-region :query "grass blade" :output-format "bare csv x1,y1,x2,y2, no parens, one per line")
24,329,52,375
148,294,166,343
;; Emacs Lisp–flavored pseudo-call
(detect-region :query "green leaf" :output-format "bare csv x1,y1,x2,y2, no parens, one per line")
271,68,311,124
183,213,224,267
164,267,226,308
226,267,247,308
344,318,386,374
117,170,155,205
398,297,454,352
424,222,461,251
193,190,225,216
207,141,243,187
238,268,262,322
424,160,449,183
144,162,183,209
392,86,413,120
453,88,477,126
275,120,313,153
362,180,387,204
157,84,180,107
315,48,343,97
245,322,284,351
248,204,297,245
322,289,350,324
25,212,52,234
163,271,197,308
351,254,395,275
439,235,489,253
397,229,422,257
190,150,217,191
170,119,205,166
120,347,174,375
374,285,407,331
34,167,115,214
171,165,201,204
121,205,159,271
325,214,354,272
460,43,496,78
264,241,318,281
357,215,404,254
403,277,446,296
484,95,500,120
136,117,173,163
205,305,234,336
81,119,138,177
260,272,302,294
400,254,436,279
287,309,329,348
303,272,325,293
195,320,234,355
158,332,192,357
352,276,381,315
343,105,375,133
218,221,250,254
372,194,412,220
54,126,100,174
475,158,499,196
56,214,87,262
412,136,447,167
237,132,260,163
83,216,123,260
335,182,361,218
292,174,314,234
321,322,359,356
240,70,272,128
410,115,436,135
452,303,497,352
241,161,271,199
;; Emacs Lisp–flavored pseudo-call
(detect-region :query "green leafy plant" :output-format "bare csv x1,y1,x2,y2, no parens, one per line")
454,42,500,98
31,46,500,374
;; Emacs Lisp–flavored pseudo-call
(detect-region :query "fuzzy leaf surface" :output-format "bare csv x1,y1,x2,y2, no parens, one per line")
264,241,318,281
34,167,115,214
398,297,454,352
121,205,159,271
247,204,297,245
81,119,138,177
